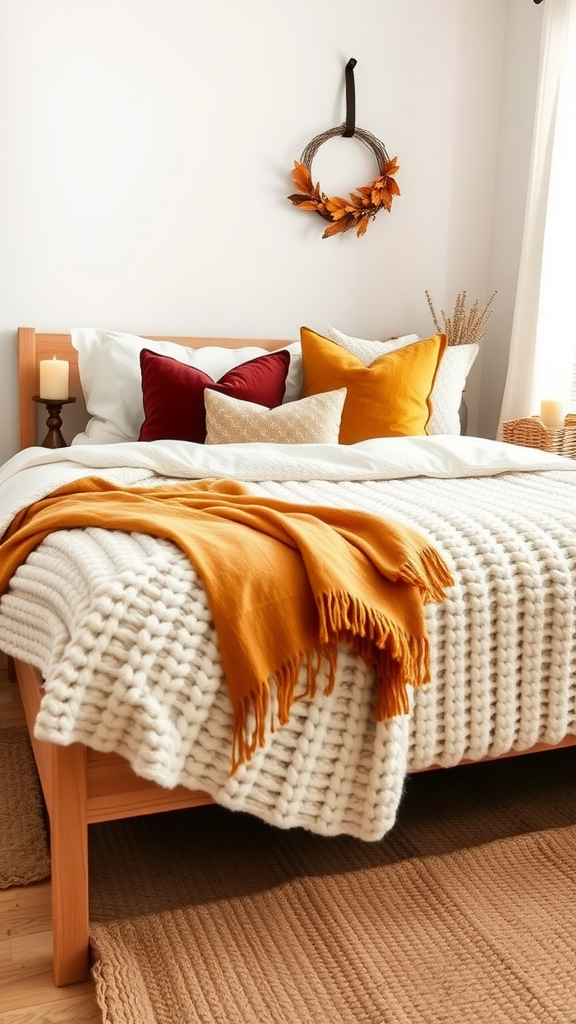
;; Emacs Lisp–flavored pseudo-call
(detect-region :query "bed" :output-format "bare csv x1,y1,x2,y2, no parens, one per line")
2,325,576,987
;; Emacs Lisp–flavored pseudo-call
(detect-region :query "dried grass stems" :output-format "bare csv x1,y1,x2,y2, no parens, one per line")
425,289,497,347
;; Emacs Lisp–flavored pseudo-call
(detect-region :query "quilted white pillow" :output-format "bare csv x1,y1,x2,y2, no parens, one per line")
327,327,478,434
205,388,346,444
327,330,420,360
70,328,302,445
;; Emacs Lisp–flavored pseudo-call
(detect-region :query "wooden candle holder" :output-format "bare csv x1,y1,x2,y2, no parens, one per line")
32,396,76,449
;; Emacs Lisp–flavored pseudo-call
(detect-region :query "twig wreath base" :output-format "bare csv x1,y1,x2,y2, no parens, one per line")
288,125,400,238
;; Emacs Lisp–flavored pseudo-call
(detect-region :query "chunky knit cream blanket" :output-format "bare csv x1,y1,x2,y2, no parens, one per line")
0,475,453,773
0,437,575,840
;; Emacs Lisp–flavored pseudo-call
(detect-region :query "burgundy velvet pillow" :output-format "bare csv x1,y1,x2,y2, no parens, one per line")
138,347,291,442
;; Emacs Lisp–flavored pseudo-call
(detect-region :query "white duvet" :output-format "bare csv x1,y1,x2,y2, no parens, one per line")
0,435,575,841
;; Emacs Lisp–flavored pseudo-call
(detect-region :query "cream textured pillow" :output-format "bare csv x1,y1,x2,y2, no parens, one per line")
205,388,346,444
327,327,478,434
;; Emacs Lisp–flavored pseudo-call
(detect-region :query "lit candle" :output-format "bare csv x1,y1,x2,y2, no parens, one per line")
540,399,567,429
39,357,69,400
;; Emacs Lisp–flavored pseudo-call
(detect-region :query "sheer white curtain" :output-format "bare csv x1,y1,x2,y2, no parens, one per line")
499,0,576,429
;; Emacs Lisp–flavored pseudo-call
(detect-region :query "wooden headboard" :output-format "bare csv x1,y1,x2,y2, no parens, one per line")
18,327,291,449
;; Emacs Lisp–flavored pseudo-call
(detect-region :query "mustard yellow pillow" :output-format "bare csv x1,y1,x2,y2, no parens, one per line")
300,327,447,443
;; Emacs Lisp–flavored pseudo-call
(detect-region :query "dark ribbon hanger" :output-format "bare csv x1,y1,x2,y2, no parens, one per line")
343,58,357,137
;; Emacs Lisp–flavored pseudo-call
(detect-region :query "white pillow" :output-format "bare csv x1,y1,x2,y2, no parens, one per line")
70,328,303,445
327,327,478,435
205,388,346,444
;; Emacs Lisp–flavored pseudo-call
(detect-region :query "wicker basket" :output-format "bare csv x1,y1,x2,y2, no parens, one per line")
502,414,576,458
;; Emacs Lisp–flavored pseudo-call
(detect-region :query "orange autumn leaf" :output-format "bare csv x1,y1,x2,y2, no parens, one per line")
383,156,400,177
325,195,350,209
355,214,371,237
331,208,355,222
351,193,372,210
287,195,321,210
369,164,401,209
325,196,356,220
322,218,351,238
291,161,315,194
379,181,401,211
288,160,333,217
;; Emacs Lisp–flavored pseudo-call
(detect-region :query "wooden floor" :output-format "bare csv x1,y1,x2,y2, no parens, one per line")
0,653,101,1023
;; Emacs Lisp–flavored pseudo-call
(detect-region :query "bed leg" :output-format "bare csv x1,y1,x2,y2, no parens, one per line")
7,654,16,681
48,741,90,986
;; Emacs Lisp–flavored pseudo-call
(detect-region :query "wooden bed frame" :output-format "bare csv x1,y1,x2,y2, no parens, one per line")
8,326,576,987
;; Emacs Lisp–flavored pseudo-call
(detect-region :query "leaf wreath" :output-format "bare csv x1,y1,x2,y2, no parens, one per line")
287,126,400,239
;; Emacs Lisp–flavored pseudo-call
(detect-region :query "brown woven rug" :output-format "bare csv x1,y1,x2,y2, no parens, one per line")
89,748,576,1024
0,725,50,888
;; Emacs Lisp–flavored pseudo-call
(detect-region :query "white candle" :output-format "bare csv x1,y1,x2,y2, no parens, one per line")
540,399,567,429
39,357,69,400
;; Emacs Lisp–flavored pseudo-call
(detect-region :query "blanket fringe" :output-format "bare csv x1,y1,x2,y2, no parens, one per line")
231,644,339,774
318,590,430,721
230,582,440,774
400,546,454,603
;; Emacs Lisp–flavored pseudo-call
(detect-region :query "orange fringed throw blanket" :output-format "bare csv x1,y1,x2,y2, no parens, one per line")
0,477,454,771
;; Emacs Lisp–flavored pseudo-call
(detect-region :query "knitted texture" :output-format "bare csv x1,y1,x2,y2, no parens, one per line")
1,468,575,841
204,388,346,444
0,476,453,773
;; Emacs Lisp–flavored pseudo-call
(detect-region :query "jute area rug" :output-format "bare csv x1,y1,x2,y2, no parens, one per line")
0,724,50,888
89,748,576,1024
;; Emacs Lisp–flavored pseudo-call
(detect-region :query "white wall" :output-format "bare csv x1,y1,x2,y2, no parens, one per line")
0,0,540,461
